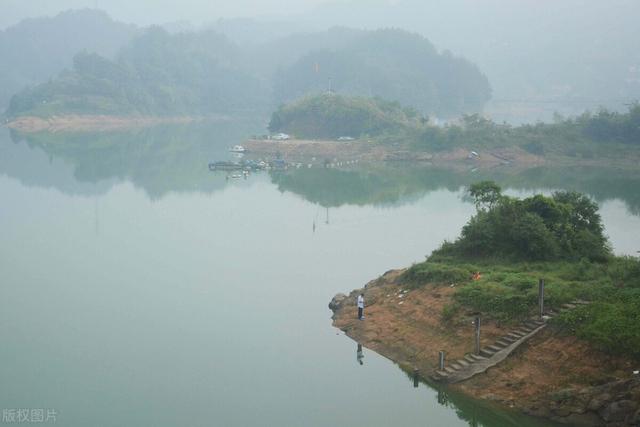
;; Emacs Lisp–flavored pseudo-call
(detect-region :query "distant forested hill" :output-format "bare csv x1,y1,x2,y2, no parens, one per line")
6,27,270,117
5,23,490,118
269,93,423,139
0,9,137,111
272,29,491,117
300,0,640,120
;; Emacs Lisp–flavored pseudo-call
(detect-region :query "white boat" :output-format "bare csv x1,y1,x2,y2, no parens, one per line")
229,145,246,153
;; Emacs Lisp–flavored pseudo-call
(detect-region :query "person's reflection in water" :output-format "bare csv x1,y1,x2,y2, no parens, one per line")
437,389,449,406
357,343,364,365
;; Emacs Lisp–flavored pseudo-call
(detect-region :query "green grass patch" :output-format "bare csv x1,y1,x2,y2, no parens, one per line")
403,256,640,359
401,262,476,288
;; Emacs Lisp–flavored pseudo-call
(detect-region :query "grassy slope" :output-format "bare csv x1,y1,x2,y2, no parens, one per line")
402,257,640,359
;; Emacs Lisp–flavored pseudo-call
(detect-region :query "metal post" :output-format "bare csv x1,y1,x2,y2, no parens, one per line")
438,351,445,370
538,278,545,319
474,316,481,355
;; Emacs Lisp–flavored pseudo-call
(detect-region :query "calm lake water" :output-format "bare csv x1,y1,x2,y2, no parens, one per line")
1,122,639,427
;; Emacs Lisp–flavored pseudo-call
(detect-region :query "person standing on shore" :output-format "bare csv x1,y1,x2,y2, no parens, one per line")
357,293,365,320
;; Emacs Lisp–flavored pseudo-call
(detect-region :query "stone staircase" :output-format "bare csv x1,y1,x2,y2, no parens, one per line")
432,300,590,384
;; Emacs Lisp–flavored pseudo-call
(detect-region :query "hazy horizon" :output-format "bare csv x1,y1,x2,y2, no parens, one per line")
0,0,335,29
2,0,639,122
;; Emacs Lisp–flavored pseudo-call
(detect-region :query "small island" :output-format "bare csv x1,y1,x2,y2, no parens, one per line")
246,93,640,170
329,182,640,426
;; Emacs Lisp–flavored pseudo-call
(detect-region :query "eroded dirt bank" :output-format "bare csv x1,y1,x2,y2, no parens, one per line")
330,270,640,426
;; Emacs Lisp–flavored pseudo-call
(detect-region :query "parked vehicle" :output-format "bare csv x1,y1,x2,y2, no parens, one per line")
229,145,246,153
272,133,290,141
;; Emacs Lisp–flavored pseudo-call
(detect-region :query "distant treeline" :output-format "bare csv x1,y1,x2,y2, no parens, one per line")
269,92,640,153
5,23,491,118
377,103,640,155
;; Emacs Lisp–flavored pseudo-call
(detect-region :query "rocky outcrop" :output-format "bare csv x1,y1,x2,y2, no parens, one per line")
524,377,640,426
328,293,348,312
329,270,402,318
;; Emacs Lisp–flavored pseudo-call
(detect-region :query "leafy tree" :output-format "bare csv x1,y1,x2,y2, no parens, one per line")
438,185,610,262
468,181,503,211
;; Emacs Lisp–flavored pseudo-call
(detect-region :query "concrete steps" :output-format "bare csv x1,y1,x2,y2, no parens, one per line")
456,359,470,367
433,300,589,384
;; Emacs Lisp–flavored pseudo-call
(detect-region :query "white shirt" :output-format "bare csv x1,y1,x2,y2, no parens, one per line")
357,295,364,308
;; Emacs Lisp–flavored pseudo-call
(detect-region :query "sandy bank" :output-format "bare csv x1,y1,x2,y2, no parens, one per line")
330,271,640,426
6,115,199,133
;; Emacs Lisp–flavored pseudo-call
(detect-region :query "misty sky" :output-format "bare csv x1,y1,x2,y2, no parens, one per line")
0,0,345,28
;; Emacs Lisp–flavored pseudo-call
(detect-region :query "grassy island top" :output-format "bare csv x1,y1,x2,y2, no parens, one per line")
402,182,640,358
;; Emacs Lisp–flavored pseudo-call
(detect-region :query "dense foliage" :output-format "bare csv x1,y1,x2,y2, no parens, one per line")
268,93,421,139
273,29,491,117
436,182,611,262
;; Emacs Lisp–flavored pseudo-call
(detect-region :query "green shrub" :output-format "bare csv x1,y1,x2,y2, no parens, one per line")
454,281,537,322
402,262,474,288
434,185,611,262
555,301,640,358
